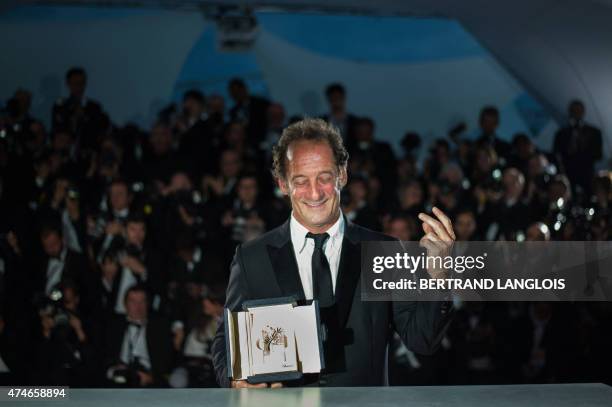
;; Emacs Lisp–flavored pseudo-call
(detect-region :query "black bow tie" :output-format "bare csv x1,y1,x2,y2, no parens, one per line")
127,321,143,329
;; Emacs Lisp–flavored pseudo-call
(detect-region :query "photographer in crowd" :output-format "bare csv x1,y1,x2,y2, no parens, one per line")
0,70,610,388
104,285,173,387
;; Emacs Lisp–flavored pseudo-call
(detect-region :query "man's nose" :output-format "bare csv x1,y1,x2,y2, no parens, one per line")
307,182,324,201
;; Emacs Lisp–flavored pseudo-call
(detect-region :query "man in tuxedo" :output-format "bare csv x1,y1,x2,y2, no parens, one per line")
321,83,358,147
475,106,511,161
228,78,270,144
553,100,603,196
101,213,165,315
177,90,217,177
104,285,173,387
37,222,98,316
51,67,109,150
212,118,455,388
348,117,398,202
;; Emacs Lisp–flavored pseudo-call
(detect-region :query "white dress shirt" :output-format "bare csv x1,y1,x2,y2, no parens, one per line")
46,247,67,295
114,266,138,315
119,321,151,370
290,213,344,300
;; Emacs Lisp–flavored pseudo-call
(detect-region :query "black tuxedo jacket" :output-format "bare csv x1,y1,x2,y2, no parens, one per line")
104,315,173,386
212,217,453,387
37,249,100,316
321,113,359,148
229,96,270,143
553,123,603,191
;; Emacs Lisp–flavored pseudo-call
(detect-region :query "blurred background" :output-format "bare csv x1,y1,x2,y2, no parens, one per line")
0,0,611,389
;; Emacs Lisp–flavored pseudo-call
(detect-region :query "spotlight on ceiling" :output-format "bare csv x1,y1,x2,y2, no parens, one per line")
210,6,259,52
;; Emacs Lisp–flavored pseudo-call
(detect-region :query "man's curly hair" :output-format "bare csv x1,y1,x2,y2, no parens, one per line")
272,118,349,181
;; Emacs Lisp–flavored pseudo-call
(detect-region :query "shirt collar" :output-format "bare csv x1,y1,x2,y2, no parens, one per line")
50,246,68,263
192,246,202,263
126,317,146,327
114,208,129,219
290,212,344,254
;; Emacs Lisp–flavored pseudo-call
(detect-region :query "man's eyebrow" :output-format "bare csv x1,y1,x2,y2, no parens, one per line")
291,170,336,181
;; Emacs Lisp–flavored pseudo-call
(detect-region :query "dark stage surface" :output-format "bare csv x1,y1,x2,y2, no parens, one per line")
15,383,612,406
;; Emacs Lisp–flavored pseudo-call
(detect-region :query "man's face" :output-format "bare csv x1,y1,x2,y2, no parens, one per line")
225,124,245,147
207,95,225,115
387,219,412,241
328,91,345,112
170,172,192,192
53,131,73,153
126,222,146,246
67,74,86,99
515,138,534,159
348,180,367,202
480,114,499,135
109,183,130,211
183,98,204,120
220,150,241,178
150,125,172,155
237,177,258,204
279,140,346,233
125,291,147,321
14,89,31,114
503,169,524,200
62,287,79,311
355,123,373,143
569,102,585,121
528,154,547,178
229,84,247,102
42,232,63,257
455,212,476,241
267,104,285,129
401,183,423,208
202,298,222,318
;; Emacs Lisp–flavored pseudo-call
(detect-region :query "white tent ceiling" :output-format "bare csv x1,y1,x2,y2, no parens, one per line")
5,0,612,157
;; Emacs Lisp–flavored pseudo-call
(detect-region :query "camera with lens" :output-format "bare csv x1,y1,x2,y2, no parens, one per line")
111,357,150,387
124,243,142,258
36,289,73,341
67,186,80,201
483,168,504,193
175,189,202,217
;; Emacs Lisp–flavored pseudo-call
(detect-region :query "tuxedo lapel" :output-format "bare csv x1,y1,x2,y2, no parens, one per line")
266,220,306,301
267,242,305,300
335,219,361,328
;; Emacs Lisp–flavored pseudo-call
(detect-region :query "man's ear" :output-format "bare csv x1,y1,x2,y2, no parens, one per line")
277,177,289,196
338,166,348,189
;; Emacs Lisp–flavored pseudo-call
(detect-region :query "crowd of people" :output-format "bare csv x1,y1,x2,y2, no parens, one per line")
0,67,610,388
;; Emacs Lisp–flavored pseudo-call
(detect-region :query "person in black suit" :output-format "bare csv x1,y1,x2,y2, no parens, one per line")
212,118,455,388
553,100,603,196
177,90,219,178
475,106,511,161
481,168,530,241
51,67,109,150
104,285,173,387
321,83,359,148
348,117,398,203
97,213,165,316
37,222,98,317
228,78,270,144
342,174,382,231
